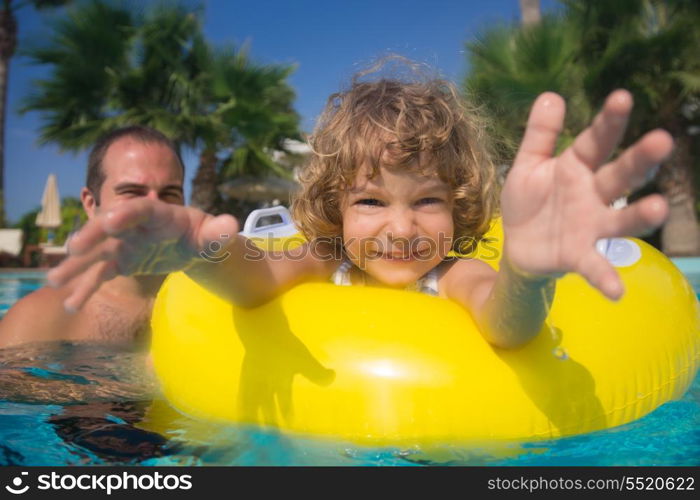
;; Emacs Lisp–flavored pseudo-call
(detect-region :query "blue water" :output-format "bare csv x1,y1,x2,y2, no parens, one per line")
0,266,698,466
0,271,46,318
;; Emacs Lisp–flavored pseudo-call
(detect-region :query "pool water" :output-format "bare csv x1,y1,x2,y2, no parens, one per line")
0,267,698,466
0,271,46,318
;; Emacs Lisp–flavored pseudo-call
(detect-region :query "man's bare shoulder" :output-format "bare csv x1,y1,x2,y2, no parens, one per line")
0,285,76,348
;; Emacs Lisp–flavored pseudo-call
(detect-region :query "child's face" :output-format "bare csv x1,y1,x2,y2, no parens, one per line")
341,162,454,288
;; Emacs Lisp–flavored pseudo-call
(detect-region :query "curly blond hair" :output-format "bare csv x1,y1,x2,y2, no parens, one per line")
291,60,500,254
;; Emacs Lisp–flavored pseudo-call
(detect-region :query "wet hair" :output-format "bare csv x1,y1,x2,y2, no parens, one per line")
291,57,500,254
86,125,185,205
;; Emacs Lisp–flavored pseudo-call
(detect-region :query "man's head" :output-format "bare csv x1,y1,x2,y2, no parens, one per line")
81,126,185,218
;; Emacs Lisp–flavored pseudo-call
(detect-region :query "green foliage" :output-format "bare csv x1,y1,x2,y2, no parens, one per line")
13,207,40,247
465,0,700,154
20,0,136,148
562,0,700,235
20,0,301,203
567,0,700,137
464,0,700,249
214,45,302,180
12,196,85,248
54,196,87,244
28,0,71,8
465,14,591,161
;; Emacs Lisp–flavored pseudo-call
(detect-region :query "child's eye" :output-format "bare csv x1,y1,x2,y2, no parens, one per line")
356,198,384,207
416,197,443,205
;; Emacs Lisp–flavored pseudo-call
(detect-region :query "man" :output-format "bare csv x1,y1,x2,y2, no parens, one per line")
0,126,185,349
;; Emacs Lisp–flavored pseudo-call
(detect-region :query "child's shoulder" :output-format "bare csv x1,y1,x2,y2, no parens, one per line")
437,257,497,300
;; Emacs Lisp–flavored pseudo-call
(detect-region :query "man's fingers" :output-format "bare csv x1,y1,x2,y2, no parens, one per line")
52,202,207,288
197,214,240,251
67,220,109,256
602,194,669,238
514,92,566,167
564,90,633,170
102,199,155,235
48,240,123,287
575,249,624,301
68,200,154,256
595,129,674,204
62,261,118,313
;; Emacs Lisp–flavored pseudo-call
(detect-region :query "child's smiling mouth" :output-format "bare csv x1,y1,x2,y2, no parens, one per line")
381,253,418,261
378,245,434,262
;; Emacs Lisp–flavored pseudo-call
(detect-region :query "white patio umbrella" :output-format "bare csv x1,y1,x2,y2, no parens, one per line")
35,173,62,244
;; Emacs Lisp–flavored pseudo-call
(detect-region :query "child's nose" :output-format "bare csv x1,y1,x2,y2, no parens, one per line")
386,208,418,241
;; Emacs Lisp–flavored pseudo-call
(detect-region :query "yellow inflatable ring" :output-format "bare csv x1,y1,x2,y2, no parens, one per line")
151,223,699,445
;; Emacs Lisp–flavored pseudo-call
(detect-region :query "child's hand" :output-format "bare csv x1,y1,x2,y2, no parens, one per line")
501,90,672,300
46,199,239,311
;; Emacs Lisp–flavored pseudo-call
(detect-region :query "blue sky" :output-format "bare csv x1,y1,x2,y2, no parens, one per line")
5,0,557,223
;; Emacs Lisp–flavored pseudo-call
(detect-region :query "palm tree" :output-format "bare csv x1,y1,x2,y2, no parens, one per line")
465,14,590,163
0,0,67,226
465,0,700,255
20,0,301,214
20,1,137,146
191,45,301,213
566,0,700,255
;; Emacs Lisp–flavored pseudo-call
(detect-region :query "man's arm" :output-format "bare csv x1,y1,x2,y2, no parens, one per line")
442,257,554,349
47,200,340,311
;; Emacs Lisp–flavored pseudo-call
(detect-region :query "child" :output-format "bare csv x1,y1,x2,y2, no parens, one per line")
291,76,498,297
48,63,672,349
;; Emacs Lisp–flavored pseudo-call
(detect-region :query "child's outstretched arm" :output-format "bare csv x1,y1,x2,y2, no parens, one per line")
444,90,673,349
46,200,337,311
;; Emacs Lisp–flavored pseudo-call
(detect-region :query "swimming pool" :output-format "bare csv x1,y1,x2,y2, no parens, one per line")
0,271,46,318
0,265,698,466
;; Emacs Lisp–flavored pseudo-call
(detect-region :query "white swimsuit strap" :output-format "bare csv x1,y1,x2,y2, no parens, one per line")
331,260,354,286
417,267,439,296
331,258,440,296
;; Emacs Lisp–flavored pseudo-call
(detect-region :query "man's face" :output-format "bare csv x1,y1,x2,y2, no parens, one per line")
82,137,185,218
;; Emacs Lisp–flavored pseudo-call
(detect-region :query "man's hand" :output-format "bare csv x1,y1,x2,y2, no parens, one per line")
46,199,239,311
501,90,672,300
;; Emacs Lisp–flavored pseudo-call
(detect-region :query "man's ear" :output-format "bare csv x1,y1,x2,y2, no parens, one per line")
81,187,98,219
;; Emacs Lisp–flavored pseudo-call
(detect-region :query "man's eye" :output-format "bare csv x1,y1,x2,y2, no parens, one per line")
356,198,383,207
161,193,183,202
